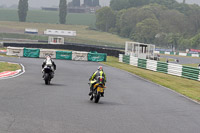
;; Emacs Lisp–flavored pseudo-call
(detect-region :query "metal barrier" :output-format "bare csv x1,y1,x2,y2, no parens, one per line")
6,47,107,62
40,49,56,58
7,47,24,56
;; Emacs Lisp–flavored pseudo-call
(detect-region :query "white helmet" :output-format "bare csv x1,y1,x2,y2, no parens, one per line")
98,66,103,71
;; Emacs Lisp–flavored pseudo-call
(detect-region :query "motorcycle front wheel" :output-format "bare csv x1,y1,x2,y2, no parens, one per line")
94,92,100,103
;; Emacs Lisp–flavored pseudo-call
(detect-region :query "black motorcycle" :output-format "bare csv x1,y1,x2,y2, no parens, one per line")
43,65,54,85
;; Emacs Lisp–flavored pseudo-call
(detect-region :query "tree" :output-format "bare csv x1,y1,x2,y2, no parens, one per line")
187,5,200,34
18,0,28,22
159,9,187,33
150,0,178,9
110,0,130,11
59,0,67,24
132,18,160,43
116,5,158,38
96,7,116,32
178,37,192,50
129,0,150,7
191,33,200,49
166,33,181,51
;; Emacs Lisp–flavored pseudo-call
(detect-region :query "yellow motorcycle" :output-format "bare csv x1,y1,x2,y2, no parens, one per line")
89,77,106,103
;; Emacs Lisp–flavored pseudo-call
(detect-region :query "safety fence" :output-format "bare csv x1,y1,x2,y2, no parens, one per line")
6,47,107,62
119,54,200,81
155,51,200,57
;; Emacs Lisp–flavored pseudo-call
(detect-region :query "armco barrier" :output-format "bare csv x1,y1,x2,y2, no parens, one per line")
6,47,107,62
72,51,88,61
56,51,72,60
7,47,24,56
88,53,107,62
119,54,200,82
40,49,56,58
3,42,124,57
23,48,40,58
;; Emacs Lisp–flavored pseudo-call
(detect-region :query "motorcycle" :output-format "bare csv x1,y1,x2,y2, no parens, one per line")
43,65,54,85
89,76,106,103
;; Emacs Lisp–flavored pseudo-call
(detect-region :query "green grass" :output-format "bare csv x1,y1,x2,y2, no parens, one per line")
0,33,48,41
0,21,129,48
0,62,21,72
183,63,199,68
0,9,96,26
102,56,200,102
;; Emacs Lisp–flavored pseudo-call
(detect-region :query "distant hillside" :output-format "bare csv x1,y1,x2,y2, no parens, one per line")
103,0,200,6
106,0,200,6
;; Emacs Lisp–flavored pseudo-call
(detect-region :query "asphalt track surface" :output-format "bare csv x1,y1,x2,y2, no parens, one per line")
0,56,200,133
160,54,200,65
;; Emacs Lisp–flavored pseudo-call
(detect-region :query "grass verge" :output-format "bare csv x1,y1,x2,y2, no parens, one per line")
102,56,200,102
0,21,129,48
0,9,96,26
0,62,21,72
183,63,199,68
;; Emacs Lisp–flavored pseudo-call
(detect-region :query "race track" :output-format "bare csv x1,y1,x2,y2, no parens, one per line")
0,56,200,133
160,54,200,65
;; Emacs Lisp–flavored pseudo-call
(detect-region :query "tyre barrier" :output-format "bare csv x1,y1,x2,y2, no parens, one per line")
6,47,107,62
119,54,200,81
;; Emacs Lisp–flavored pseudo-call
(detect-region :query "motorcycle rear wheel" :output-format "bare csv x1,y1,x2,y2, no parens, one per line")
44,73,50,85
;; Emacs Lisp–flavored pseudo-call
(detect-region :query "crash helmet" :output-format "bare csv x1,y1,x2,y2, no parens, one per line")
46,55,51,59
98,66,103,71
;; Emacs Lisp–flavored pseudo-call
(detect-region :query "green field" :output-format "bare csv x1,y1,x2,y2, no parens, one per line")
0,9,96,26
0,9,129,47
0,21,128,48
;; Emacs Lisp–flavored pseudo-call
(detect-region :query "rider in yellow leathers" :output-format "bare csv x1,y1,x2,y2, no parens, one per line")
89,66,106,97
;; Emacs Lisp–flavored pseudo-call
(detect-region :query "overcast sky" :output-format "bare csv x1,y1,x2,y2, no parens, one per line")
0,0,110,8
1,0,200,8
177,0,200,5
